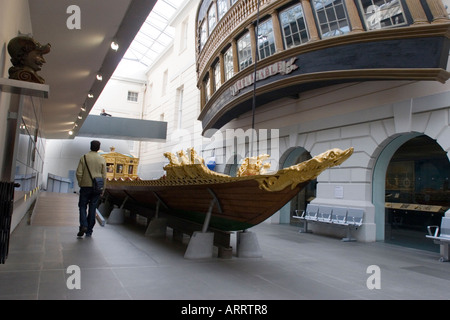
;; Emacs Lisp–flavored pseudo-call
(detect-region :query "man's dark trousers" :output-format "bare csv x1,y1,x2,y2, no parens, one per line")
78,187,100,235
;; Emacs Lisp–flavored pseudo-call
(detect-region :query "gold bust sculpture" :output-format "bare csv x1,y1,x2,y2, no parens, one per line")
7,36,51,84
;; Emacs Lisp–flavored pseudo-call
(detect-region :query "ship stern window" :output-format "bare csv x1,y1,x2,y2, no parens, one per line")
224,46,234,81
200,20,207,51
237,32,253,71
257,18,276,60
312,0,351,38
208,4,217,35
213,61,221,91
280,3,310,49
204,74,211,102
217,0,228,20
359,0,407,30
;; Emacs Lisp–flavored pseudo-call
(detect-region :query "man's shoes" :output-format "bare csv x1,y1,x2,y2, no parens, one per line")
77,226,88,238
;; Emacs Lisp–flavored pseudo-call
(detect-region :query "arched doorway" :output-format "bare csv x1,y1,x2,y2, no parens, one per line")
374,134,450,251
385,135,450,251
278,147,316,224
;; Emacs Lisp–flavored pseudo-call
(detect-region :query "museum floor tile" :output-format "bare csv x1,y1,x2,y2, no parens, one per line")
0,192,449,301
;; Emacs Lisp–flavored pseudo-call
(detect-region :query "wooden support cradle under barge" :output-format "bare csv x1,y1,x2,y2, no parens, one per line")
104,147,354,232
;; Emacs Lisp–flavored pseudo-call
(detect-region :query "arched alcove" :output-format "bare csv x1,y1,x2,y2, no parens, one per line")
373,133,450,251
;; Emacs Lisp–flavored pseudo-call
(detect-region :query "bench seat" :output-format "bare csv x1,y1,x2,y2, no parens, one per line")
294,204,364,241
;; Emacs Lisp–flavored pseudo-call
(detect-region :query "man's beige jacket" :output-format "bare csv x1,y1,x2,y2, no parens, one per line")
76,151,107,187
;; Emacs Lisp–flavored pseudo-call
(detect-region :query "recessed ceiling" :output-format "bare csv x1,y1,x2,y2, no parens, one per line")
28,0,157,139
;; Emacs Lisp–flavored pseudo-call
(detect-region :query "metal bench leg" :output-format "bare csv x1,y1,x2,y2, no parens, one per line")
298,220,310,233
342,226,356,242
439,243,449,262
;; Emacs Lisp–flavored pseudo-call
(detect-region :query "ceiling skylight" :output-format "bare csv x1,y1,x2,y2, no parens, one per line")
122,0,184,70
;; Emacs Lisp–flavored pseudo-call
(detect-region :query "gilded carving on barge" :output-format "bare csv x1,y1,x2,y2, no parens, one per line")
125,147,354,191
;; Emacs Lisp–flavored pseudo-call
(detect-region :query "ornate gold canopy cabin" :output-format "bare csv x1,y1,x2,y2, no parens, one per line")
100,147,139,180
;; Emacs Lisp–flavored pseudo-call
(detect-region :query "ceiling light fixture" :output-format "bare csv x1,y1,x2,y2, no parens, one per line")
88,93,94,98
69,130,74,136
78,115,82,120
96,73,103,81
111,41,119,51
81,105,86,112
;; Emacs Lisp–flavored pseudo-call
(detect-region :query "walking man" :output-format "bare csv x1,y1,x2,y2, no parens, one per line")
76,140,106,238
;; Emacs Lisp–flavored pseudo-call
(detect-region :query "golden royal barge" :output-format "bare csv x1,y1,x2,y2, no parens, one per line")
104,147,353,231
